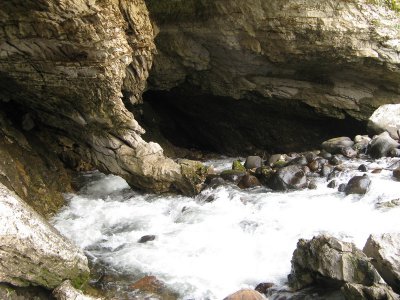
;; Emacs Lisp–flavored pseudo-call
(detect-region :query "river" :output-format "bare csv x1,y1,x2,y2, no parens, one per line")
52,156,400,299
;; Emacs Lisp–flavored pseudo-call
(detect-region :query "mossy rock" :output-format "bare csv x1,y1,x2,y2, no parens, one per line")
232,160,246,172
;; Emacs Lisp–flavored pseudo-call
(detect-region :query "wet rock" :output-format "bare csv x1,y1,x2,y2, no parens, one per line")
320,165,332,177
244,156,263,170
138,235,156,243
338,183,347,193
354,135,371,154
268,154,285,166
363,233,400,294
220,170,247,184
53,280,100,300
238,175,261,189
327,180,338,189
0,183,89,289
268,165,307,191
341,147,357,158
308,160,320,172
302,166,311,176
368,104,400,140
389,148,400,157
372,168,383,174
320,150,333,160
232,160,246,172
368,132,400,159
223,289,267,300
205,175,226,189
358,164,368,172
130,276,178,300
255,282,274,294
345,175,371,195
329,155,343,166
288,235,382,291
393,168,400,181
308,180,318,190
342,283,398,300
305,152,318,163
322,137,354,154
288,156,308,166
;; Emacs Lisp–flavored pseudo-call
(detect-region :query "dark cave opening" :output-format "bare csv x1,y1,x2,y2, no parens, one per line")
138,87,367,156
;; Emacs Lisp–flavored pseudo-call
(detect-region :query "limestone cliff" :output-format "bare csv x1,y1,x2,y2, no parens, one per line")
145,0,400,153
0,0,198,195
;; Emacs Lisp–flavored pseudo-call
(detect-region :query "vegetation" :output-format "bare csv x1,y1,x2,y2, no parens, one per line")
369,0,400,12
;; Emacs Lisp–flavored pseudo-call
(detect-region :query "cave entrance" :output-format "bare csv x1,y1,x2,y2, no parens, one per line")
138,87,366,157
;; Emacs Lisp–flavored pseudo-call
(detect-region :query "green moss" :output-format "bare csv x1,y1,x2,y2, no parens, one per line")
71,272,90,290
232,160,246,172
368,0,400,12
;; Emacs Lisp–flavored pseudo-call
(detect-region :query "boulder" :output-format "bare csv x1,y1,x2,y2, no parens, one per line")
220,170,247,184
288,235,382,291
363,233,400,294
138,235,156,243
53,280,101,300
255,283,274,294
322,137,354,154
0,183,89,289
268,165,307,191
342,283,398,300
368,104,400,140
223,289,267,300
345,175,371,195
232,160,246,171
238,175,261,189
358,164,368,172
244,156,263,170
368,132,399,159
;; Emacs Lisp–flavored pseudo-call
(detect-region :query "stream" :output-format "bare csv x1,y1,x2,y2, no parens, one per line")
52,157,400,299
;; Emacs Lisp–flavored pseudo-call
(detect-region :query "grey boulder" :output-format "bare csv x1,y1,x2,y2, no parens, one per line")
368,132,399,159
321,137,354,154
363,233,400,294
368,104,400,140
0,183,89,289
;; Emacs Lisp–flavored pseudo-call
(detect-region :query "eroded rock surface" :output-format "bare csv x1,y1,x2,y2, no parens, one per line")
0,0,197,194
368,104,400,140
0,183,89,289
144,0,400,153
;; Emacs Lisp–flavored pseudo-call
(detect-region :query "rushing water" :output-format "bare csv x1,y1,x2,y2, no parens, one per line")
52,157,400,299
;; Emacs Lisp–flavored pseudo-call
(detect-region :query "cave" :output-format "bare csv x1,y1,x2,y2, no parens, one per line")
138,85,367,157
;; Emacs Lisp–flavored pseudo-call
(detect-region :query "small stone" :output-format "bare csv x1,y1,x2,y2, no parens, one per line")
393,168,400,181
244,156,263,170
345,175,371,195
238,175,261,189
220,170,246,184
358,164,368,172
372,169,382,174
320,150,332,159
330,155,342,166
268,154,284,166
320,165,332,177
288,156,308,166
308,160,319,172
255,282,274,294
304,152,317,163
308,180,318,190
389,148,400,157
338,183,346,192
341,146,357,158
138,235,156,243
327,180,338,189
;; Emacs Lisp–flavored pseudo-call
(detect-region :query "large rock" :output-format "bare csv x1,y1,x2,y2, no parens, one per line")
368,104,400,140
145,0,400,153
321,137,354,154
0,0,201,194
288,235,382,291
363,233,400,294
344,175,371,195
368,132,400,159
0,183,89,289
268,165,307,191
342,283,398,300
53,281,101,300
223,289,267,300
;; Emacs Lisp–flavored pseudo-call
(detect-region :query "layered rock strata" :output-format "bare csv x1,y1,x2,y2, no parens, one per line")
145,0,400,153
0,0,198,194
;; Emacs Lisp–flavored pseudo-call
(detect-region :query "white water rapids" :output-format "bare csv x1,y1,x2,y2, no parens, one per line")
52,157,400,299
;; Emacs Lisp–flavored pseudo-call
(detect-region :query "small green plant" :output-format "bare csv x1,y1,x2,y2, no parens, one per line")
369,0,400,12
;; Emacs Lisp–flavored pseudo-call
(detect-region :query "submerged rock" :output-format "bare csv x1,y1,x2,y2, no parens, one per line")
268,165,307,191
129,276,178,300
368,132,399,159
344,175,371,195
0,183,89,289
53,280,100,300
363,233,400,294
368,104,400,140
288,235,382,291
238,175,261,189
223,289,266,300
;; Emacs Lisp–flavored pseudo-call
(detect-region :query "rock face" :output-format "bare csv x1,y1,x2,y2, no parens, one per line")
0,183,89,289
0,0,199,194
144,0,400,153
288,235,382,290
363,233,400,294
368,104,400,140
